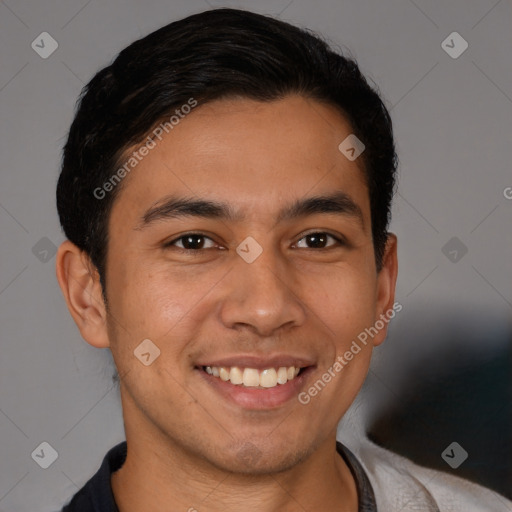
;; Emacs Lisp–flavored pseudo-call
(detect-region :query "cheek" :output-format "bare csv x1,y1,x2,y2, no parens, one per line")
309,267,377,335
105,269,206,388
109,263,218,341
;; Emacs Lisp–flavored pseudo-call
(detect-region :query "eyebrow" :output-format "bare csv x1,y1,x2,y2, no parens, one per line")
135,191,364,230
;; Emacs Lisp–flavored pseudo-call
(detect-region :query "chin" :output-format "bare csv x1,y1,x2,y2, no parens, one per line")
213,439,311,476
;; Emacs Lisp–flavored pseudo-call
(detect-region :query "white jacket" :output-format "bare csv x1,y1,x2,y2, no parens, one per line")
351,438,511,511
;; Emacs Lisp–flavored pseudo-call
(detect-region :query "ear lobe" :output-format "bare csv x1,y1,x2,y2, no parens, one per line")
55,240,110,348
372,233,399,347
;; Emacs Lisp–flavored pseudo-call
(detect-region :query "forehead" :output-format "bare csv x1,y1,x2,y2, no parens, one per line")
110,95,370,225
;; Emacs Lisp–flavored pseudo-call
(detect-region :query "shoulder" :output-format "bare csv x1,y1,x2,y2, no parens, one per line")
350,438,512,512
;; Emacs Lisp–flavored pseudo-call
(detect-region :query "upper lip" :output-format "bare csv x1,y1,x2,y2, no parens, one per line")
196,354,316,370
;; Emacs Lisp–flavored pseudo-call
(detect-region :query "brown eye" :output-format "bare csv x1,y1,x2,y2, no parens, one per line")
295,232,343,249
166,233,216,250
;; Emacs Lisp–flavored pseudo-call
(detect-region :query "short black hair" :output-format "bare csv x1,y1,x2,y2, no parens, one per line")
57,7,397,294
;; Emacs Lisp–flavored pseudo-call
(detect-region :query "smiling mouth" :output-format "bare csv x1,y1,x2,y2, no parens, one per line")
200,365,306,389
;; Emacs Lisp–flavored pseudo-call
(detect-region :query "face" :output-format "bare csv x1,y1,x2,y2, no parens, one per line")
79,95,397,474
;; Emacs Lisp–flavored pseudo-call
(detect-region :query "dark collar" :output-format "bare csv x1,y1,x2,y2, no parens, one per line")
336,441,378,511
63,441,376,511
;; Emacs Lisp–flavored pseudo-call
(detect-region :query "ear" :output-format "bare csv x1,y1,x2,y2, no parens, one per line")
372,233,399,347
55,240,110,348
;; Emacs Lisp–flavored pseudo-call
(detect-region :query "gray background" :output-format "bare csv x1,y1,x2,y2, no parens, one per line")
0,0,511,510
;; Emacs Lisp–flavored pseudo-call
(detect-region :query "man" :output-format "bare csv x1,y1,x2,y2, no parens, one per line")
56,8,511,512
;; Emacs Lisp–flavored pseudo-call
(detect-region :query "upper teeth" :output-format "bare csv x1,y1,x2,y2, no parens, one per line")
204,366,301,388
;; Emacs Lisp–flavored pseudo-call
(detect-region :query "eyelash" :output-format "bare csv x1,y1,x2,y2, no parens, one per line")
163,231,346,252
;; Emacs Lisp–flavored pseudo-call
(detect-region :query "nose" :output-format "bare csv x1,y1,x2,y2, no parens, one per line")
218,245,306,337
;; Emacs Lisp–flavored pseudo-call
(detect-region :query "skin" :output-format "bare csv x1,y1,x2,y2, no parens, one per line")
56,95,398,512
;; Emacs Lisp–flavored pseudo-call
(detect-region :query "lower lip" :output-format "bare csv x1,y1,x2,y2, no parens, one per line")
196,367,314,410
